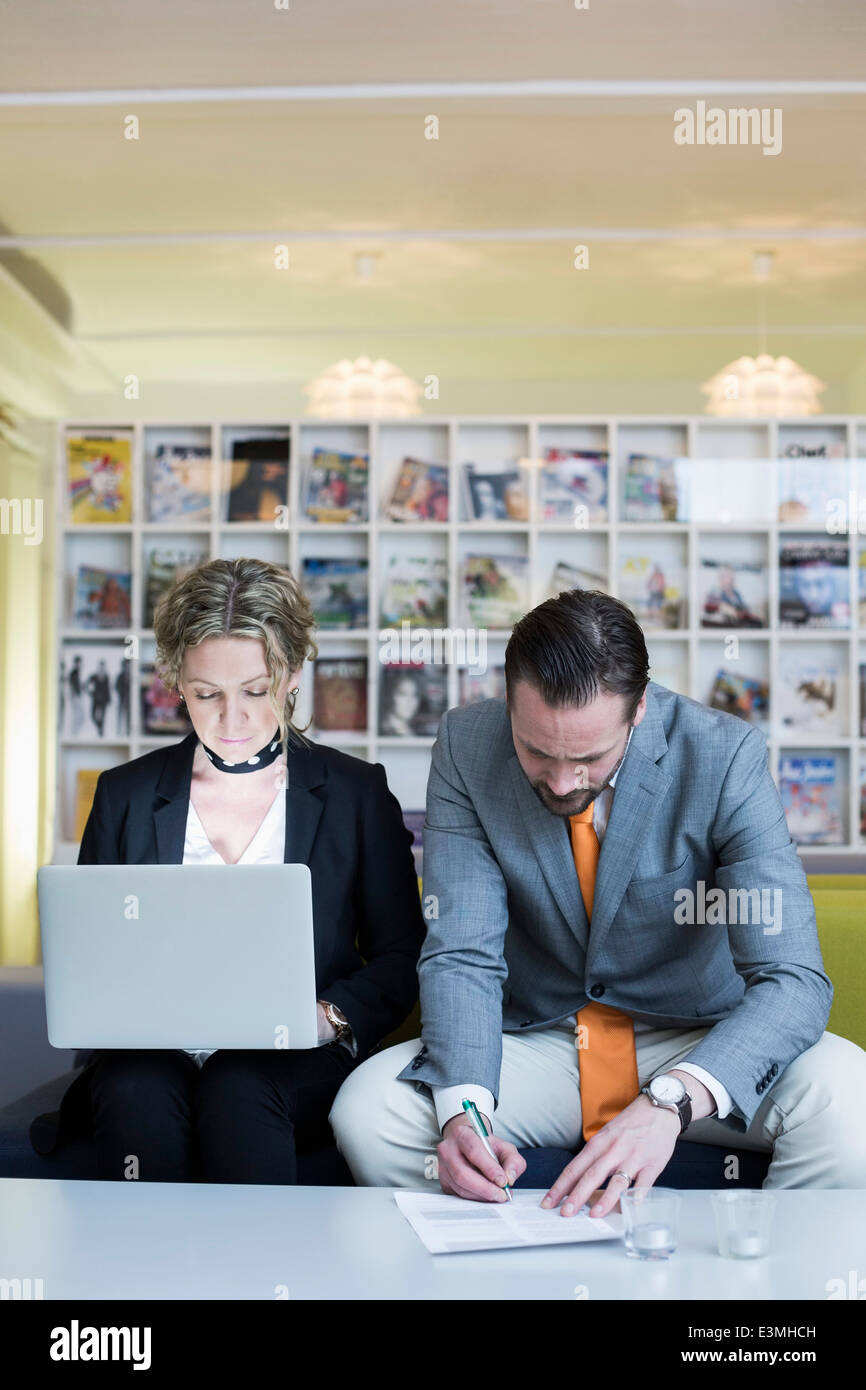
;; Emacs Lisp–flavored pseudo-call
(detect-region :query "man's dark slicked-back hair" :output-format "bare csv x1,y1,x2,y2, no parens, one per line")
504,588,650,723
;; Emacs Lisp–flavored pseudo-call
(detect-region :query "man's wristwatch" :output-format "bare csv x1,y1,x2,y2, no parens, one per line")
318,1000,351,1043
639,1073,692,1134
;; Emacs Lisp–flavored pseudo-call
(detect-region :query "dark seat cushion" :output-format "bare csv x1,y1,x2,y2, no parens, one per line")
515,1142,770,1192
0,1069,354,1185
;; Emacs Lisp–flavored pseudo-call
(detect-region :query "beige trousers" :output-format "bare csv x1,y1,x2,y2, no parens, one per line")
329,1019,866,1189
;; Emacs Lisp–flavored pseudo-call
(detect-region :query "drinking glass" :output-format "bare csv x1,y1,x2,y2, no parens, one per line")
711,1190,776,1259
621,1187,681,1260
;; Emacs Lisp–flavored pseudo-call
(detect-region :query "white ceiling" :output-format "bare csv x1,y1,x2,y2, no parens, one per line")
0,0,865,416
3,0,866,87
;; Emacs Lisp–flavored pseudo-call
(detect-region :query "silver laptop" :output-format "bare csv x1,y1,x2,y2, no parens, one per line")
37,864,319,1050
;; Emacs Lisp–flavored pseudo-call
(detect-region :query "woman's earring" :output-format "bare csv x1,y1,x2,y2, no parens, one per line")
291,687,299,695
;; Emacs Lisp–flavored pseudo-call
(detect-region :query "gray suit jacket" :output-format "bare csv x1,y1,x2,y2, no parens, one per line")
396,681,832,1129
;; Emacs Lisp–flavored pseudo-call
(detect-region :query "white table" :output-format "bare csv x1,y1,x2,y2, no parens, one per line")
1,1180,863,1300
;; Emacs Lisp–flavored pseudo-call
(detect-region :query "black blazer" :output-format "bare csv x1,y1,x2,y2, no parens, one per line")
31,730,424,1155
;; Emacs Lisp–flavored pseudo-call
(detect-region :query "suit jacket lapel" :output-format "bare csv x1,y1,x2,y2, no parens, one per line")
152,731,327,865
587,688,671,963
283,743,326,865
508,753,590,951
507,682,671,957
154,731,198,863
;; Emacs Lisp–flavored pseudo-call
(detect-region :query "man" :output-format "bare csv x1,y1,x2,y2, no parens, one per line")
330,589,866,1212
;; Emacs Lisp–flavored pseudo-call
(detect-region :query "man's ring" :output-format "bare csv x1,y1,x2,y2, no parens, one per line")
612,1170,634,1185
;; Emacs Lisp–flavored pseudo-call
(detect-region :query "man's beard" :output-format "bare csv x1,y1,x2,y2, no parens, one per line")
529,737,630,819
530,780,603,819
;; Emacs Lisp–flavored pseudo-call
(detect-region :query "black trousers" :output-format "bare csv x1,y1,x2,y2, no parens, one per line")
87,1043,357,1184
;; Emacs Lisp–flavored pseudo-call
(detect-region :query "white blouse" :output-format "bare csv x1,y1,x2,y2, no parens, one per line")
183,785,286,868
180,788,353,1064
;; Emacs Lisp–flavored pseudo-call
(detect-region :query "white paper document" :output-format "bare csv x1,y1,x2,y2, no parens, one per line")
394,1190,623,1254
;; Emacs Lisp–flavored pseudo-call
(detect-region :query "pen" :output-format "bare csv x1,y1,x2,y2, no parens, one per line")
461,1098,513,1200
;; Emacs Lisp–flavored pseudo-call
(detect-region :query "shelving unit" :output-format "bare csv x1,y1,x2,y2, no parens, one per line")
53,414,866,863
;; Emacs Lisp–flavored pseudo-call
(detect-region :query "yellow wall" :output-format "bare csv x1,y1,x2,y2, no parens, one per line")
0,426,55,963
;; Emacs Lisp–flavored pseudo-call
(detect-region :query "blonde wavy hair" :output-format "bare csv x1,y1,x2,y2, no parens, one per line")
152,557,319,749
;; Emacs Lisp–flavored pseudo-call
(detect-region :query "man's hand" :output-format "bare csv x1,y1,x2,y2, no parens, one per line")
541,1093,681,1219
541,1071,715,1219
437,1113,528,1201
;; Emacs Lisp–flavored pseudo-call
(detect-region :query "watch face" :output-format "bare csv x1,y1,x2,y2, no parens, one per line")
651,1074,685,1104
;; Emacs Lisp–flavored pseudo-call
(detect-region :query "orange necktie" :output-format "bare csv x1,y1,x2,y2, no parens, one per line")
570,802,640,1141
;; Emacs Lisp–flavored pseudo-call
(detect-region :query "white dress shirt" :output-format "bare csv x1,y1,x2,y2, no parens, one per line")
181,786,356,1065
432,726,733,1131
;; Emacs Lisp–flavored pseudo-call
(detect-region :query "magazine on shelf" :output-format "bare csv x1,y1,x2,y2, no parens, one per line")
618,554,686,630
545,560,608,600
462,463,529,522
778,540,850,628
699,558,768,628
460,554,528,628
147,443,212,523
706,670,769,726
380,554,448,627
777,454,845,525
538,448,608,523
621,453,682,522
777,661,841,735
140,663,193,737
74,768,102,841
859,664,866,738
73,564,132,629
312,657,367,731
860,759,866,841
67,433,133,523
779,754,844,846
302,558,368,629
378,663,447,738
304,448,369,524
782,440,846,460
59,643,131,740
458,666,506,705
859,552,866,625
385,458,449,523
221,436,289,523
144,547,207,628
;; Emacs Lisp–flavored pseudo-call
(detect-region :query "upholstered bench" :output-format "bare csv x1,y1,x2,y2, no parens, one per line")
0,1066,771,1188
1,881,861,1189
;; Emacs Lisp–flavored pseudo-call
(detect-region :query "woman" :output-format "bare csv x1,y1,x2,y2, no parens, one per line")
33,557,424,1183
